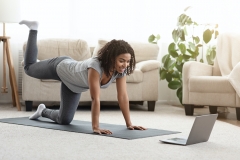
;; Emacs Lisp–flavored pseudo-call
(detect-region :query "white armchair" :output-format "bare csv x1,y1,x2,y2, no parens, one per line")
182,33,240,120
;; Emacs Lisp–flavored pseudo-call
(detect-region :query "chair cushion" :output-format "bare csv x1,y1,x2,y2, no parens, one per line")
126,68,143,83
189,76,235,93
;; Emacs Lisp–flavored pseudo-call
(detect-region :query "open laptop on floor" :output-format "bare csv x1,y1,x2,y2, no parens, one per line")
160,114,218,146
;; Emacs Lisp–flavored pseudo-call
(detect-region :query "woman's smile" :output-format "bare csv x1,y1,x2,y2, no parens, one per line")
115,53,131,73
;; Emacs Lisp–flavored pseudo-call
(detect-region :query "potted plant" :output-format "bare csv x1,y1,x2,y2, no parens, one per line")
149,7,219,104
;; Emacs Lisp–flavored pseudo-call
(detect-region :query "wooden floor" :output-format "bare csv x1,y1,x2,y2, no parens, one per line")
182,106,240,127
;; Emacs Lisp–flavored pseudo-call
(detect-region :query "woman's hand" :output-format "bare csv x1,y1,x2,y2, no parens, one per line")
127,125,147,130
93,128,112,135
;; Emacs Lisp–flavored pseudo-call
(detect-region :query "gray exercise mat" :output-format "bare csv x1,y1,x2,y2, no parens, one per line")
0,117,180,140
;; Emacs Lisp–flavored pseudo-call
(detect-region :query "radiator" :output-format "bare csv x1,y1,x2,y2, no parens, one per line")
18,50,23,95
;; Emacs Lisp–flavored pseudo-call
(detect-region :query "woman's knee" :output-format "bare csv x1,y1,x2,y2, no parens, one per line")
59,117,73,125
24,66,32,76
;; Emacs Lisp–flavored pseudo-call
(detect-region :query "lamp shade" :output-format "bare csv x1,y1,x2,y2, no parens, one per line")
0,0,21,23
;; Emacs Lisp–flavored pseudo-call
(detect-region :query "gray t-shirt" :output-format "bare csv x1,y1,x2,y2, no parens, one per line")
56,56,126,93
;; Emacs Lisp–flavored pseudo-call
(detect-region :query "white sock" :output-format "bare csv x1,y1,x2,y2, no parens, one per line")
19,20,39,30
29,104,46,120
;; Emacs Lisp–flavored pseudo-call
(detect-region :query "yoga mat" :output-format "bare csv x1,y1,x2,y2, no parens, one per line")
0,117,180,140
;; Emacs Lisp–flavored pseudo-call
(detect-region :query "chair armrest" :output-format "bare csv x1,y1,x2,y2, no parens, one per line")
136,60,160,72
182,61,213,104
183,61,213,77
229,62,240,97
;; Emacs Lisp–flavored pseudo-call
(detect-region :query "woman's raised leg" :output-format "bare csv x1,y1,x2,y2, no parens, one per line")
20,20,70,80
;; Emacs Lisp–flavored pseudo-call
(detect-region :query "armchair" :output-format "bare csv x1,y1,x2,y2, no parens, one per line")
182,33,240,120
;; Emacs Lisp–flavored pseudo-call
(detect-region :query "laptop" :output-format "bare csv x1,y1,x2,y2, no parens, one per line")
160,114,218,146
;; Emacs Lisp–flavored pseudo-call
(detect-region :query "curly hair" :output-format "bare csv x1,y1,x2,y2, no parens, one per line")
97,39,136,77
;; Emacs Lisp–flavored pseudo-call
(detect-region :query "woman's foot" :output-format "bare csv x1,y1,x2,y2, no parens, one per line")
29,104,46,120
19,20,39,30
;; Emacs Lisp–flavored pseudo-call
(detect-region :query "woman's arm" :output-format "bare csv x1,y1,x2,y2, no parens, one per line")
88,68,112,134
116,76,146,130
116,76,132,127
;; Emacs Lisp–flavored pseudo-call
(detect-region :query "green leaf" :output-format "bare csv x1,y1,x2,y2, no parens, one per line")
168,43,178,58
178,43,186,54
168,42,176,51
148,34,155,43
172,70,180,78
163,55,175,70
156,34,161,40
188,42,195,51
211,47,216,58
176,63,183,72
182,15,189,24
194,47,199,58
170,51,178,58
203,29,212,44
159,68,166,80
166,73,172,82
162,54,170,64
148,34,161,43
182,54,191,60
200,58,204,63
163,57,169,70
187,49,195,55
168,81,181,90
186,18,193,25
187,47,199,58
166,59,176,70
178,14,186,26
193,36,200,44
172,30,178,43
206,46,216,65
177,55,183,64
180,29,185,41
206,55,212,65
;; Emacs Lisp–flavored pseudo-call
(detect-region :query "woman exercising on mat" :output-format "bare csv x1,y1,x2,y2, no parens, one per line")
19,20,146,134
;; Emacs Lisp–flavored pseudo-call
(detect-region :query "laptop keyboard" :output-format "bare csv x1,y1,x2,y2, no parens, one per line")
170,138,186,141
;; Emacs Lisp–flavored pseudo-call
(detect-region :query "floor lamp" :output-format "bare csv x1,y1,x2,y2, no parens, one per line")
0,0,21,111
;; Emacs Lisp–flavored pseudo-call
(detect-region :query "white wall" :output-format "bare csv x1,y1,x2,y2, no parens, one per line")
0,0,240,104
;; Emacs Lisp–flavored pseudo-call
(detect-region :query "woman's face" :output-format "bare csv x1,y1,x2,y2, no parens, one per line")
114,53,131,73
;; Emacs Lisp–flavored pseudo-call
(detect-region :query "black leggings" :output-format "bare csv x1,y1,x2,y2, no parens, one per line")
24,30,81,124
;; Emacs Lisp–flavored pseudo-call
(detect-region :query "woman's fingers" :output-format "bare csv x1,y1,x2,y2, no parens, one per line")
136,126,147,130
128,125,147,130
101,129,112,134
94,126,148,134
128,126,135,130
94,129,112,134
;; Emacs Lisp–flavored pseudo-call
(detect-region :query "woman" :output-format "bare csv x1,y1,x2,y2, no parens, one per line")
20,20,146,134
